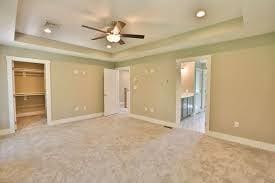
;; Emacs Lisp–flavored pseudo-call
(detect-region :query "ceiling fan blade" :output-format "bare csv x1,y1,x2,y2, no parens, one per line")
91,35,106,40
121,34,145,39
82,25,107,33
116,21,126,30
119,39,125,45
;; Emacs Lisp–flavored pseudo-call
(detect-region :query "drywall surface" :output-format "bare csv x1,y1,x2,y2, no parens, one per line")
118,32,275,144
0,45,114,129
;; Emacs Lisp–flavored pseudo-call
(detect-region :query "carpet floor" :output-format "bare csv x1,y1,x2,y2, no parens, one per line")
0,115,275,183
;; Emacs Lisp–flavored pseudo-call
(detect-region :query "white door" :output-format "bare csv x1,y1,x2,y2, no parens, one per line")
104,69,119,116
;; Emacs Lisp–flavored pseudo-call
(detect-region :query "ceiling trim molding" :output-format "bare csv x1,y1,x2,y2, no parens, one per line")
115,31,275,67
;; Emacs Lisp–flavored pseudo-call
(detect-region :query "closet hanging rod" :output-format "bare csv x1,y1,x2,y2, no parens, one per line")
13,68,44,74
14,92,45,97
16,104,45,109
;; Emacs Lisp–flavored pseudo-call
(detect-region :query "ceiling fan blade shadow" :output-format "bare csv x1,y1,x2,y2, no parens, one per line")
121,34,145,39
82,25,107,33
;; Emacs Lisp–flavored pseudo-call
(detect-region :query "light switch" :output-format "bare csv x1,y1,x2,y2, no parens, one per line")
144,107,148,111
74,106,79,111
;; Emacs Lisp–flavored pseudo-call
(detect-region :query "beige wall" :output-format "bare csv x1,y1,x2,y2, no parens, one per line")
119,70,130,103
131,59,177,122
210,46,275,144
118,32,275,144
181,62,195,94
0,45,114,129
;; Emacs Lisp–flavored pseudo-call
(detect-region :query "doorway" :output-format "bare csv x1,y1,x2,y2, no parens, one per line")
118,67,130,113
103,67,130,116
176,56,211,133
7,56,51,133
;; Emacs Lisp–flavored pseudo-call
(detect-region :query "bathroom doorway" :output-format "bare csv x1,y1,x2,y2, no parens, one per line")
176,56,211,133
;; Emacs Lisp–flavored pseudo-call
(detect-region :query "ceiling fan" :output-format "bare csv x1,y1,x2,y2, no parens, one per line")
82,21,145,45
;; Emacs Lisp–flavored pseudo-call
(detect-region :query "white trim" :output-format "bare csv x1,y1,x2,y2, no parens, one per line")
176,55,211,133
129,113,179,128
207,131,275,152
0,128,14,136
6,56,52,134
48,113,103,126
7,57,16,133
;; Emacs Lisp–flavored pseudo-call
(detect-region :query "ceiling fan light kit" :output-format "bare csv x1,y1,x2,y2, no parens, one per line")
82,21,145,45
106,34,121,43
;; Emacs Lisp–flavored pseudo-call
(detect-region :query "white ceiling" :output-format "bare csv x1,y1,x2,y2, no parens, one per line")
0,0,274,61
16,0,244,53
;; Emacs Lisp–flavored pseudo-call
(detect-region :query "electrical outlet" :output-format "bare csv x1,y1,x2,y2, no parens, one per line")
233,121,239,128
150,107,155,113
144,107,148,112
74,106,79,111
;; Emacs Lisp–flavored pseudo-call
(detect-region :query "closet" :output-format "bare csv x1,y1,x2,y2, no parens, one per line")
13,61,46,130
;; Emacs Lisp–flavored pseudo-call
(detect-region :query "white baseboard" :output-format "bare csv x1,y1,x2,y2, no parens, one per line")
207,131,275,152
48,112,103,126
129,113,179,128
0,128,14,136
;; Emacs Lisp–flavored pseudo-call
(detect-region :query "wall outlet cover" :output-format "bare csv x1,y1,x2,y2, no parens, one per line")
74,106,79,111
234,121,239,128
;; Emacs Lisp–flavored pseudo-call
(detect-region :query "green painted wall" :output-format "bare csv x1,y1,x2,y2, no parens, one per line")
0,45,114,129
116,32,275,144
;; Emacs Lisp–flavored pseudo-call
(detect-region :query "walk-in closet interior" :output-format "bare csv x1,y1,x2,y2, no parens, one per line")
13,61,46,130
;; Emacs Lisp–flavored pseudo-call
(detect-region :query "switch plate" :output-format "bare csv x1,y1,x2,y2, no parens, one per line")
74,106,79,111
144,107,148,111
233,121,239,128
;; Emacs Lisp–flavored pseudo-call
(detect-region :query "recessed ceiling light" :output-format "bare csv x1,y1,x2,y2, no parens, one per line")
106,45,112,49
43,21,56,34
44,28,52,33
196,10,206,18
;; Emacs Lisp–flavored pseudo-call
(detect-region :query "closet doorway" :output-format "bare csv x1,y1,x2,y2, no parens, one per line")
7,57,51,133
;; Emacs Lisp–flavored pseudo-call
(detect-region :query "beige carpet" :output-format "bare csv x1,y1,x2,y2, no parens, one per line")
0,115,275,183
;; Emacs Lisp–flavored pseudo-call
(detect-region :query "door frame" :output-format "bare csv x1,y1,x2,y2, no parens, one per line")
117,66,131,113
176,55,211,133
6,56,52,133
